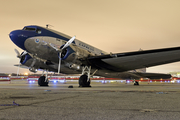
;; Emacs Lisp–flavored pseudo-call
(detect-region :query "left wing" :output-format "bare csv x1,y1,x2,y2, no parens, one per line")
14,64,29,69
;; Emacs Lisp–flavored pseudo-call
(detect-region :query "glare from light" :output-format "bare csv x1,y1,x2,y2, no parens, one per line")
60,80,64,83
24,73,28,76
77,66,80,70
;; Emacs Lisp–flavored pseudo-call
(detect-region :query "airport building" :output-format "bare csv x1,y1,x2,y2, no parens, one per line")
169,72,180,77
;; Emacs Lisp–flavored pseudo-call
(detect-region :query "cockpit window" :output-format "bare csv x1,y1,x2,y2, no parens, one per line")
23,27,36,31
36,28,42,34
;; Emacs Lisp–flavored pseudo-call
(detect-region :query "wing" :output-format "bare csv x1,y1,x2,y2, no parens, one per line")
88,46,180,72
14,64,29,69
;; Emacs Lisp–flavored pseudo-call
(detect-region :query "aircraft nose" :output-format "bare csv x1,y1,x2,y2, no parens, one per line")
9,30,27,50
9,30,18,41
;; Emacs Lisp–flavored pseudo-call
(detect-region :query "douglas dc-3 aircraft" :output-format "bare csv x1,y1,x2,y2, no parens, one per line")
9,25,180,87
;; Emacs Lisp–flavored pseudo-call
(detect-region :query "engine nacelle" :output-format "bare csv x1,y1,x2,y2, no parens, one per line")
60,45,92,65
20,53,32,65
20,53,52,72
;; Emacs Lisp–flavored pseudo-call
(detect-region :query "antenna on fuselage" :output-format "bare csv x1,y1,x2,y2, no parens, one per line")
46,24,53,28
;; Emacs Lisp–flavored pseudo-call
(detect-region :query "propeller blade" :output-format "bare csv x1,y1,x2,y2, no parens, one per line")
14,49,21,58
61,36,76,50
21,51,28,56
17,64,20,76
58,53,62,74
49,43,61,51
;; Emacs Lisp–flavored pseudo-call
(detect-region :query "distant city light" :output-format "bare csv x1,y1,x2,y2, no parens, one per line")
24,73,28,76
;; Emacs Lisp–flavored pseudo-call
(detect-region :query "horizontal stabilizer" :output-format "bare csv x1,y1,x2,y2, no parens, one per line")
134,72,171,79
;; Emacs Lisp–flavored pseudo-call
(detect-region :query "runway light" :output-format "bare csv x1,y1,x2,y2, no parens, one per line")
59,80,64,83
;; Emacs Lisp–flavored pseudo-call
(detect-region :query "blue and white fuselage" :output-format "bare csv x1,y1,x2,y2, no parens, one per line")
9,25,174,87
9,25,107,73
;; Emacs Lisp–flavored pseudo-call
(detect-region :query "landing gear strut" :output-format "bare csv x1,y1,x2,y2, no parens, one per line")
79,66,92,87
38,70,49,86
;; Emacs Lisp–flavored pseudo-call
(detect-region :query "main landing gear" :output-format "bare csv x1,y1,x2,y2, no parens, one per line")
38,70,49,86
79,66,97,87
79,74,91,87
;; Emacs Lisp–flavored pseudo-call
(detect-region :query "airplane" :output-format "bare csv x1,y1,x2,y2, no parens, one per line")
9,25,180,87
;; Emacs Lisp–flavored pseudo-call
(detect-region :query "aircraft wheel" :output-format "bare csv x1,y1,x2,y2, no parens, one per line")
38,76,49,86
79,75,91,87
134,81,139,85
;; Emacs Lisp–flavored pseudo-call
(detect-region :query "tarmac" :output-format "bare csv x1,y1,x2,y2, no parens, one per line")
0,81,180,120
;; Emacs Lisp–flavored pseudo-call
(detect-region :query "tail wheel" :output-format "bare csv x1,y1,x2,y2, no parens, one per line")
134,81,139,85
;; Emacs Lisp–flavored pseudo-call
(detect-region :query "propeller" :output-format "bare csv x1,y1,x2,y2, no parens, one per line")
14,49,28,58
14,49,21,58
49,36,76,74
14,49,28,76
